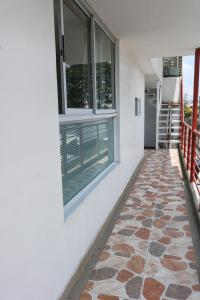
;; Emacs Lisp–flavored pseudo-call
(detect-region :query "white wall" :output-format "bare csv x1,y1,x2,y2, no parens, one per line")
0,1,144,299
162,77,181,103
151,58,163,82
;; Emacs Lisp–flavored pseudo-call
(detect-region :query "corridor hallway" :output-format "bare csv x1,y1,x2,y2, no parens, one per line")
78,150,200,300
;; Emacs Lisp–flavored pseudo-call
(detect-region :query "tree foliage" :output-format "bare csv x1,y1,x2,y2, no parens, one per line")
66,62,112,109
184,105,192,124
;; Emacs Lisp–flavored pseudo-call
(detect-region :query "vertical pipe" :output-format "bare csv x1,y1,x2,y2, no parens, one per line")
190,48,200,182
156,81,160,150
180,77,184,150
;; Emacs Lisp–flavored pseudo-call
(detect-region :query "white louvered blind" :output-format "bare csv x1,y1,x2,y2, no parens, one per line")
60,118,114,205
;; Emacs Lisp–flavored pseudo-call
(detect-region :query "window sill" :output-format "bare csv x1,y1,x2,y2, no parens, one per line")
63,161,119,220
59,113,117,124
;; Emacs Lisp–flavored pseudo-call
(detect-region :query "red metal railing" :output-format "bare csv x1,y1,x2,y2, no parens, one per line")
180,48,200,209
192,130,200,195
181,121,192,170
181,124,200,199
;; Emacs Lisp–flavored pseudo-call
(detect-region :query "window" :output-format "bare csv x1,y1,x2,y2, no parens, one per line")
62,0,92,109
135,98,141,116
95,24,115,110
54,0,117,207
60,118,114,205
163,57,182,77
58,0,116,113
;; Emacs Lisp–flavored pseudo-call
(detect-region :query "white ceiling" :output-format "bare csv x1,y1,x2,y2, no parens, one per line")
86,0,200,74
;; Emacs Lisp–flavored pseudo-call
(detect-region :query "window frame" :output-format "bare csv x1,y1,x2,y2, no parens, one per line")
54,0,120,216
57,0,117,116
60,117,115,207
94,21,116,112
135,98,142,116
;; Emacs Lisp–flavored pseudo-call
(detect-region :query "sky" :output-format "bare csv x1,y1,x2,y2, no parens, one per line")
182,55,194,102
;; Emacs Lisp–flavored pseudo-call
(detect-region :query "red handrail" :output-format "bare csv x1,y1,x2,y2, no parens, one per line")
181,121,197,179
193,129,200,137
180,120,200,210
179,48,200,210
183,121,192,130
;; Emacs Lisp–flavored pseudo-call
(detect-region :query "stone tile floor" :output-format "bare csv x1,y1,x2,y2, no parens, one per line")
80,150,200,300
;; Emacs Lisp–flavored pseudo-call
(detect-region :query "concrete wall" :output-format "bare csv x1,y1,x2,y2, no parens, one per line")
162,77,181,103
151,58,163,82
0,1,144,299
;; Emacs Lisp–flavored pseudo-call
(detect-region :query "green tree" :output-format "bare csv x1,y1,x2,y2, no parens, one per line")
184,105,192,125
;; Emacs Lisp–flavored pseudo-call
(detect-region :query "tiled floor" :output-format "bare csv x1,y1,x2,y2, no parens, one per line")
80,150,200,300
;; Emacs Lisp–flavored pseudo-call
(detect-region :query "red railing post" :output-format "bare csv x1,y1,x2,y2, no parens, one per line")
187,129,191,170
184,126,187,158
182,123,185,153
180,77,184,150
190,48,200,182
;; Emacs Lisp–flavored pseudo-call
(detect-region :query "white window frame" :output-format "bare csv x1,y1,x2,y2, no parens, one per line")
59,0,117,117
135,98,142,116
56,0,120,217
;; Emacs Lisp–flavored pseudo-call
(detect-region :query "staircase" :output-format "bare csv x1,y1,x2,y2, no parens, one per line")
158,103,181,148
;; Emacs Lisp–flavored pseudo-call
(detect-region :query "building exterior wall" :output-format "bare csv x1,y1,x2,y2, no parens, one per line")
151,58,163,82
0,2,144,300
162,77,181,103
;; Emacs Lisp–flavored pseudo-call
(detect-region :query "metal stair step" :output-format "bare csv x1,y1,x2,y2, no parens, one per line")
160,114,180,117
159,126,180,129
158,140,180,143
158,132,180,134
160,108,180,111
159,119,180,123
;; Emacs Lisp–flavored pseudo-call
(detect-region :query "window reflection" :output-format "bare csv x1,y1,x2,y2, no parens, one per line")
95,24,115,109
63,0,92,108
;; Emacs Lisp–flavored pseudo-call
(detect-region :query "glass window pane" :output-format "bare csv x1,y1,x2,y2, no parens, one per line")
82,125,98,164
95,24,115,109
60,119,114,205
63,0,92,108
